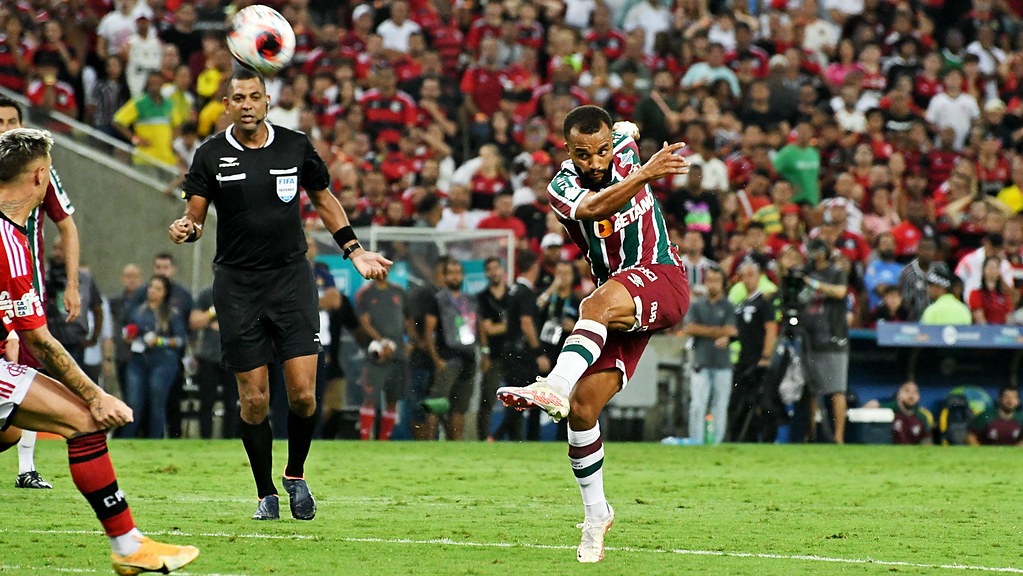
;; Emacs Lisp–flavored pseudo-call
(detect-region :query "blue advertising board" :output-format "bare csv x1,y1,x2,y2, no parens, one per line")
876,323,1023,349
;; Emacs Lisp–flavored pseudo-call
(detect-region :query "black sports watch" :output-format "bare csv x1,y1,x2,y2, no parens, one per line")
342,242,363,260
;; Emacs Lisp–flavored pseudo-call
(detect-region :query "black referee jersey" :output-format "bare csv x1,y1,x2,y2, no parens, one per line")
182,122,331,271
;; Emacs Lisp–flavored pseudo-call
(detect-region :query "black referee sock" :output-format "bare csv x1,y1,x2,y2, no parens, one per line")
284,410,317,479
239,418,277,498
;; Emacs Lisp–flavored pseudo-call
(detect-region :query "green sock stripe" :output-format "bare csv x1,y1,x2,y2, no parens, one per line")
573,458,604,479
563,343,594,366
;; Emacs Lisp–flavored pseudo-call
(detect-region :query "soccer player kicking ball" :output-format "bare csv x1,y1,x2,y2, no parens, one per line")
0,128,198,574
498,107,691,563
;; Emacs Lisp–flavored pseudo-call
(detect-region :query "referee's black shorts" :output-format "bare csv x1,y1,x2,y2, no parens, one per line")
213,259,322,372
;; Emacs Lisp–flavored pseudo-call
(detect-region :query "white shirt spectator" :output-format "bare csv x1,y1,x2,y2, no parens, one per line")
437,207,488,232
820,197,864,235
672,153,729,192
97,10,139,56
450,156,484,188
124,29,163,98
267,105,301,131
622,0,671,55
821,0,863,17
563,0,598,30
925,91,980,151
377,18,421,54
965,40,1006,77
707,23,737,52
955,247,1014,304
803,19,840,66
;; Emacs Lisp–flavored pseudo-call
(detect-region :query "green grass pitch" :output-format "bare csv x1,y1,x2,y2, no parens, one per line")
1,440,1021,575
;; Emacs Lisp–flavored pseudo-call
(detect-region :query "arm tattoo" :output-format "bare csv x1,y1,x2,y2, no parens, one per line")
26,334,99,403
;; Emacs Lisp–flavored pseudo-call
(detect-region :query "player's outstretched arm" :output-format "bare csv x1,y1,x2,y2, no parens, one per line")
21,324,132,429
169,195,210,244
574,141,690,221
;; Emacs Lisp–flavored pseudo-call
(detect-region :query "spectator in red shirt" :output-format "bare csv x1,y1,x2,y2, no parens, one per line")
817,207,871,264
478,191,527,249
0,17,34,92
358,66,418,149
892,199,937,260
766,203,806,256
976,132,1011,197
968,256,1014,324
460,36,508,124
584,3,627,60
725,21,770,79
380,131,426,187
27,57,78,118
341,4,375,58
466,1,505,54
470,143,511,211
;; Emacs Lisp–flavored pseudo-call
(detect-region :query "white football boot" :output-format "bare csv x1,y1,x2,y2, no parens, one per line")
576,504,615,563
496,377,570,422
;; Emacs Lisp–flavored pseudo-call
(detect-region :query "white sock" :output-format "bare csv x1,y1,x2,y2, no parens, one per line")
547,320,608,397
110,528,145,557
568,423,610,521
17,430,36,475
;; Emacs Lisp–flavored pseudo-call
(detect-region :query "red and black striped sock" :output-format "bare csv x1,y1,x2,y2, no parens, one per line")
284,410,316,478
67,431,135,537
239,418,277,498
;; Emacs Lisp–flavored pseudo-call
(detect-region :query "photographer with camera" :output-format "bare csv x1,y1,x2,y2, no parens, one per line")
798,238,851,444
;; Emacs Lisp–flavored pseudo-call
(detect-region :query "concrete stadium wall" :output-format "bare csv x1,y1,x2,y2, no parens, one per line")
47,142,218,297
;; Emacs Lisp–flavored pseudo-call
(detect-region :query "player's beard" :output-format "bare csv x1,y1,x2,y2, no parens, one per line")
575,164,613,191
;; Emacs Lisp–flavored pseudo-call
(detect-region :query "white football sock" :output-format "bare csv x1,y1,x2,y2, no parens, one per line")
17,430,36,475
110,528,145,557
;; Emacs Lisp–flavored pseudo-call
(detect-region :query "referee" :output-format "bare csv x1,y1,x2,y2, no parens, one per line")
169,68,391,521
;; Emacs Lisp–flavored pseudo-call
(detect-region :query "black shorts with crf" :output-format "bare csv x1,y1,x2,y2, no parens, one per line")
213,260,322,372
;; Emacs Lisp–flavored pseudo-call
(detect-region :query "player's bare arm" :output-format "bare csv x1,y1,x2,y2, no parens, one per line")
56,215,81,320
307,187,393,280
21,324,132,428
574,141,690,220
169,195,210,243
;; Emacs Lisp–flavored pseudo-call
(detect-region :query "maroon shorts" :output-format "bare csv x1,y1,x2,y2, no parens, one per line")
582,264,691,385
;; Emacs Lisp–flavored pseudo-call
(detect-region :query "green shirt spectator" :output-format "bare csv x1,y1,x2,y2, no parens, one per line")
920,294,972,325
113,71,178,167
772,122,821,206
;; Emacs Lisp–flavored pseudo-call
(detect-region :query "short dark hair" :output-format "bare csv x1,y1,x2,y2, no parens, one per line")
484,256,502,268
415,192,441,215
0,96,23,125
228,67,267,92
563,105,611,140
154,252,175,264
516,249,539,272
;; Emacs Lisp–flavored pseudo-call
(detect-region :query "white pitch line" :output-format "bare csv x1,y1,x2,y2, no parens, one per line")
7,529,1023,574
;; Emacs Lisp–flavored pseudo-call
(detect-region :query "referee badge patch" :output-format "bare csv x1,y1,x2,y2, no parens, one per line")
276,175,298,202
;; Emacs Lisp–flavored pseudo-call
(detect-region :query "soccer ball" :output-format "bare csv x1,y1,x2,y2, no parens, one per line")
227,5,296,74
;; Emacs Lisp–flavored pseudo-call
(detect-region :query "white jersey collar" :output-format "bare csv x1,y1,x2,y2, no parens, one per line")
225,121,276,151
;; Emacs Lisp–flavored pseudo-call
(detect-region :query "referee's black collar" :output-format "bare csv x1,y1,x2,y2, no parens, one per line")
225,121,276,151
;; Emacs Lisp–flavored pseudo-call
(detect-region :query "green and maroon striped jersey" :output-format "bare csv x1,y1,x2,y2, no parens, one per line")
547,131,681,285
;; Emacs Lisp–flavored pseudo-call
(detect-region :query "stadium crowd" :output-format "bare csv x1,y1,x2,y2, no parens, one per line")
6,0,1023,444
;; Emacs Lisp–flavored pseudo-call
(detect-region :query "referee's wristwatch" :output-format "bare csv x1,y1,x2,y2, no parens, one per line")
342,242,363,260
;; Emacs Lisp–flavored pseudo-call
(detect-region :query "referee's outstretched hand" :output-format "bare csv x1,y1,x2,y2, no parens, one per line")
351,249,392,280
